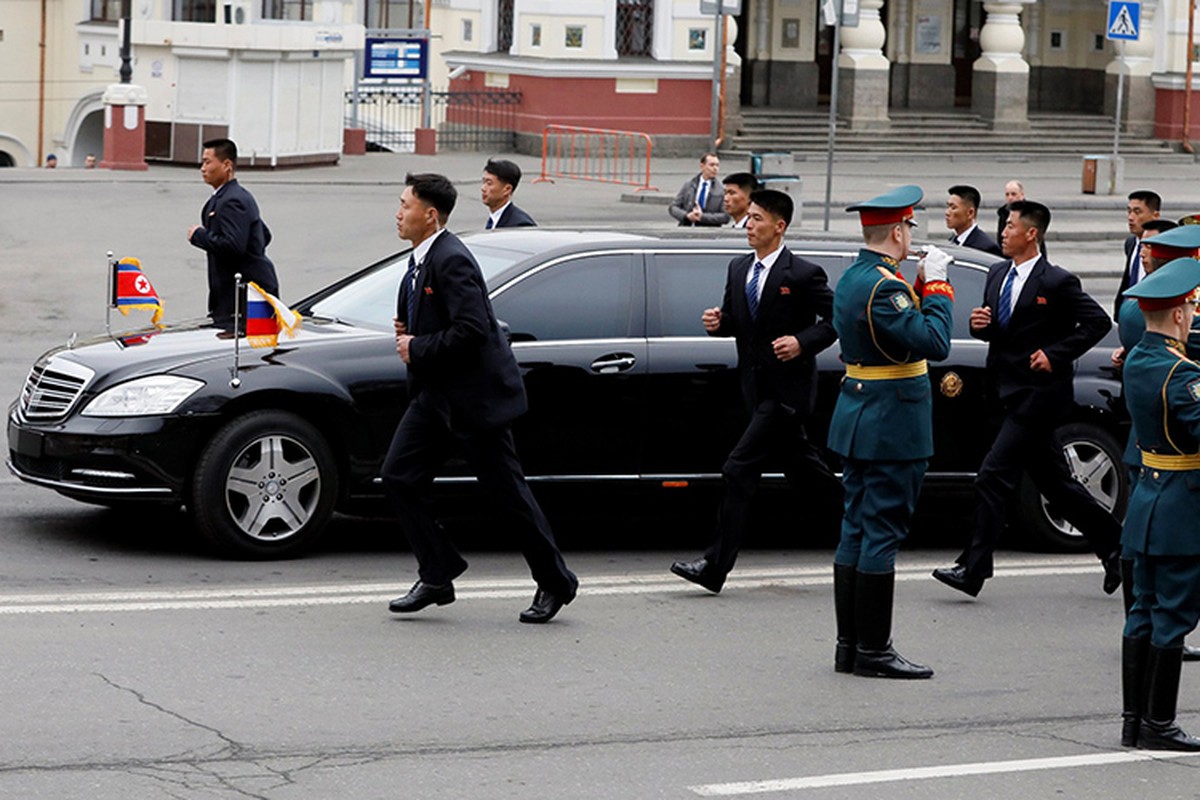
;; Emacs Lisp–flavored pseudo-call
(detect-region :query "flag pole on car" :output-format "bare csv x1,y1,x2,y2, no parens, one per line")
229,272,243,389
105,250,116,338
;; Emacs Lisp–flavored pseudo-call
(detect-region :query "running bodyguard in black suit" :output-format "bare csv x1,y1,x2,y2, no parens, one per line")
933,200,1123,598
187,138,279,324
481,158,537,229
1114,190,1163,317
384,173,577,623
670,189,842,593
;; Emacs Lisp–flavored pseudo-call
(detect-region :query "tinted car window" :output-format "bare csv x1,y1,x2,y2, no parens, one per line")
650,252,739,336
650,250,851,337
492,253,640,341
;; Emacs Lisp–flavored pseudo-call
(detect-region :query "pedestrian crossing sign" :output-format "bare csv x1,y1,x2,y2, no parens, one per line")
1106,0,1140,41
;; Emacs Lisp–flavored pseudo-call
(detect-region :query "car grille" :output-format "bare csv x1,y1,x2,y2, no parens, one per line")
20,359,94,420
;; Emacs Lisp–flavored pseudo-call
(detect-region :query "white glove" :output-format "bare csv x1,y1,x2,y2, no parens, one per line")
921,245,952,283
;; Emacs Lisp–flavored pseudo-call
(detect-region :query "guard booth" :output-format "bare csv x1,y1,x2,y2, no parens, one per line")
750,151,802,225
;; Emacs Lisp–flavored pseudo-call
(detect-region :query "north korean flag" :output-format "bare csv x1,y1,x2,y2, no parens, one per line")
113,257,164,326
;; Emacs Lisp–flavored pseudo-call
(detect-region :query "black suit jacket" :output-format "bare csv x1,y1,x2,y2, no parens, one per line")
669,174,730,226
1114,233,1140,317
953,226,1003,257
398,230,527,432
711,247,837,415
189,179,278,322
495,203,536,228
972,255,1111,420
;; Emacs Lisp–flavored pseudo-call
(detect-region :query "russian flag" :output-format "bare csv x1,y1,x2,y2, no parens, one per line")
245,282,301,348
113,257,164,326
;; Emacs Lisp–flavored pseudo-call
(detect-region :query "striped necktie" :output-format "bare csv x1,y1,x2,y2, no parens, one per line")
404,255,419,328
746,260,764,320
996,266,1017,329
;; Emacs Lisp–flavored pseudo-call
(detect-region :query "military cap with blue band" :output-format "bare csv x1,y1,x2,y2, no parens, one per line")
846,185,924,227
1125,257,1200,311
1145,224,1200,260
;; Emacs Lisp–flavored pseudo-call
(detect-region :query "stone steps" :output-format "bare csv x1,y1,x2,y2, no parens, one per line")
727,110,1180,158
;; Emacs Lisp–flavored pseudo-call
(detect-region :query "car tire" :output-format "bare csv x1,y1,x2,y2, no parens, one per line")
191,410,338,559
1015,421,1127,552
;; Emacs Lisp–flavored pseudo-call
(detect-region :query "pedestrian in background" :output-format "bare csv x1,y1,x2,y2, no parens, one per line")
669,152,729,227
722,172,759,229
996,180,1024,243
670,189,840,594
187,137,278,325
827,185,954,680
946,184,1002,256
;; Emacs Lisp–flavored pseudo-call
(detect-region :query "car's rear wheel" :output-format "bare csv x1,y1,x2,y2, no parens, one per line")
1015,421,1127,552
191,410,337,559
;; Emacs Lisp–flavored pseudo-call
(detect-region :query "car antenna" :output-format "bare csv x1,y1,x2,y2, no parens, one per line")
229,273,243,389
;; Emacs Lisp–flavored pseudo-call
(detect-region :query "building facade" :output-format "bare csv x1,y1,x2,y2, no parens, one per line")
430,0,1200,152
0,0,364,168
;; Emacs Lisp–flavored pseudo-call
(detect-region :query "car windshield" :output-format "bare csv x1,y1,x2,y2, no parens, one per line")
306,240,533,329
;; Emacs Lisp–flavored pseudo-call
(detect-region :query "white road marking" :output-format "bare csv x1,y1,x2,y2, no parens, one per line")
689,750,1200,795
0,557,1106,615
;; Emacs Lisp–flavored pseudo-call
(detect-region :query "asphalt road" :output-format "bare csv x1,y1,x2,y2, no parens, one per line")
1,477,1196,798
3,154,1200,798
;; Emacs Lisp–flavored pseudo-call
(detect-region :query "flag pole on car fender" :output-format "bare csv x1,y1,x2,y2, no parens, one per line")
105,250,115,338
229,272,243,389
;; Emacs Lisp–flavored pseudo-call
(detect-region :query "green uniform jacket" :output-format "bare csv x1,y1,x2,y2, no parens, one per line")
1122,331,1200,556
827,248,954,461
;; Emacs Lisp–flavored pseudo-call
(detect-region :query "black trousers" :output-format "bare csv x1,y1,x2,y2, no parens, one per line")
704,397,843,575
380,392,577,596
958,411,1121,579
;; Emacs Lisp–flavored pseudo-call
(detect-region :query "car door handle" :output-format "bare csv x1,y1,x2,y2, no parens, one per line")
590,353,637,373
696,362,733,371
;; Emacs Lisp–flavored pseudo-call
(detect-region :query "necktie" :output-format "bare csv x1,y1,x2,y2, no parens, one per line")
697,180,708,210
1128,246,1141,288
746,260,764,320
403,255,419,329
996,266,1017,329
485,217,495,230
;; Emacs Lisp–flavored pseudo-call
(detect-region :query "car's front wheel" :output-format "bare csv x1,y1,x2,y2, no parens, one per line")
191,410,338,559
1016,421,1127,552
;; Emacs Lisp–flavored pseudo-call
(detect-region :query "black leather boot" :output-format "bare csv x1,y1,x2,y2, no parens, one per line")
852,570,933,679
1121,636,1149,747
1120,558,1135,617
833,564,856,674
1139,645,1200,751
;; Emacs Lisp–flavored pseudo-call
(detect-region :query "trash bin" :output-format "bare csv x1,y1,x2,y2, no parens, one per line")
750,151,793,177
759,175,803,226
1082,154,1124,195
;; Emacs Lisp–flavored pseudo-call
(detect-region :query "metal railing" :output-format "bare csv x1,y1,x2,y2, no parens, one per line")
345,86,520,152
534,124,657,191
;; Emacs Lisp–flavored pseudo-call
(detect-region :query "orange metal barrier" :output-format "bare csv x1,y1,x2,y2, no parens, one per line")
534,124,658,192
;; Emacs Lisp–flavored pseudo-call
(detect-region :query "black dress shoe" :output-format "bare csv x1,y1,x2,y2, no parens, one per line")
1102,553,1122,595
669,557,725,594
388,581,455,613
1184,644,1200,662
932,565,984,598
853,644,934,679
1139,720,1200,751
519,587,574,624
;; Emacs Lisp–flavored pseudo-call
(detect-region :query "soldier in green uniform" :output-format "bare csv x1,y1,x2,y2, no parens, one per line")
1113,224,1200,622
1119,257,1200,751
828,185,954,679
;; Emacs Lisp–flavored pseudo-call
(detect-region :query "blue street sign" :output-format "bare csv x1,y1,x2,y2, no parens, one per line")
1106,0,1140,41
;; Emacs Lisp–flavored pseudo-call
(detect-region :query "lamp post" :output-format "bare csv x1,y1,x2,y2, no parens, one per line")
119,0,133,84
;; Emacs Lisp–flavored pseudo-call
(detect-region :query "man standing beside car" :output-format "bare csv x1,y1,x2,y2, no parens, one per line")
827,185,954,680
481,158,536,229
187,138,279,325
932,200,1122,599
384,172,578,624
670,189,840,594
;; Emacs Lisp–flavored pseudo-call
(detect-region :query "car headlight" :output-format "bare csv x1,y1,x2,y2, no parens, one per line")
81,376,205,417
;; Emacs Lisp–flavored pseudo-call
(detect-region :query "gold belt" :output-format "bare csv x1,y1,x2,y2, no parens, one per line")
1140,450,1200,470
844,360,929,380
